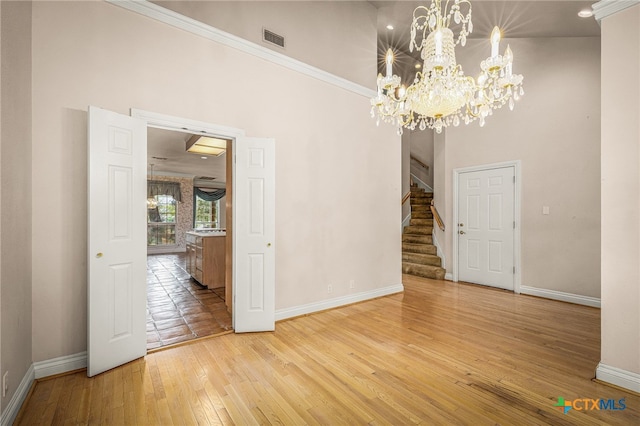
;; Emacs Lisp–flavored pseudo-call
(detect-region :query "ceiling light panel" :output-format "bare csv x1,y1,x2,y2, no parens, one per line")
186,135,228,157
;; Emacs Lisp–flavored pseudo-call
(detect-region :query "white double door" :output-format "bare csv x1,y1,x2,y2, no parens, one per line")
457,166,515,290
87,107,275,377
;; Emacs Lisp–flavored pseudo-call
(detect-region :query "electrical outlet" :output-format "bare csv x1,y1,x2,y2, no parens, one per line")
327,284,333,294
349,280,355,289
2,371,8,398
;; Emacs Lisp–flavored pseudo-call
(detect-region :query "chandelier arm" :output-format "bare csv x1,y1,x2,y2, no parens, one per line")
411,6,432,51
487,85,516,105
443,0,452,26
465,104,479,119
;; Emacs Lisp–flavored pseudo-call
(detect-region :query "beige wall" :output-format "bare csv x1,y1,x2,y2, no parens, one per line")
1,0,33,412
154,0,377,88
30,1,399,362
600,4,640,376
437,37,601,297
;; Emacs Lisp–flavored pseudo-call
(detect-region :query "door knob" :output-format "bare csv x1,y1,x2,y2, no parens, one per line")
459,230,466,235
459,223,464,227
96,252,103,258
267,243,272,247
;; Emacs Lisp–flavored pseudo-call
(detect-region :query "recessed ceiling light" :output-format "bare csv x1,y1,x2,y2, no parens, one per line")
415,63,422,69
386,24,394,30
201,156,208,159
578,9,593,18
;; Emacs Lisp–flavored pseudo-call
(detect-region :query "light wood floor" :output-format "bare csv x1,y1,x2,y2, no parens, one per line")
16,275,640,425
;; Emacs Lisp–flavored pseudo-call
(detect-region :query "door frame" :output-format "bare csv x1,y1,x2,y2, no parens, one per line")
131,108,246,327
452,160,522,293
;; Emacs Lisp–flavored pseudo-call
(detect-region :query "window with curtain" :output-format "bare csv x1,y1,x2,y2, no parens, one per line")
193,187,225,229
147,181,180,246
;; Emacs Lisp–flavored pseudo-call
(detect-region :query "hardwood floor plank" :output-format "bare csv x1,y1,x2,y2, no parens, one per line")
15,275,640,425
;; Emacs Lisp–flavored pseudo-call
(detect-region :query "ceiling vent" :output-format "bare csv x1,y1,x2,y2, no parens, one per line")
263,28,285,48
194,176,225,189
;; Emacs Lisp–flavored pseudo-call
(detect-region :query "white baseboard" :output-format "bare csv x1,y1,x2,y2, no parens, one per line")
520,286,601,308
0,352,88,425
34,351,87,379
275,284,404,321
432,229,446,270
402,213,411,230
444,273,453,281
0,364,34,426
596,362,640,393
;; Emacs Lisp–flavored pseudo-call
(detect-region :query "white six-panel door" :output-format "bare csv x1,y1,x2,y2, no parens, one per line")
457,166,515,290
233,136,276,332
88,106,147,377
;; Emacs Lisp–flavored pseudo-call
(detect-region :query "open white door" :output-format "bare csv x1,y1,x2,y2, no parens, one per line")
88,106,147,376
233,137,276,332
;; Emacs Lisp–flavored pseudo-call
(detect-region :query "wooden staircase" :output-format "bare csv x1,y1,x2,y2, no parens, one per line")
402,186,446,280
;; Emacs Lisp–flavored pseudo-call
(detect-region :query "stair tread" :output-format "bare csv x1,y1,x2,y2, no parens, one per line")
402,261,444,269
402,234,433,243
402,242,437,249
404,252,439,259
404,225,433,235
403,252,441,267
402,261,446,280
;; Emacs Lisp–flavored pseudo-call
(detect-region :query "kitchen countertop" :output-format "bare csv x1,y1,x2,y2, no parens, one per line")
187,229,226,237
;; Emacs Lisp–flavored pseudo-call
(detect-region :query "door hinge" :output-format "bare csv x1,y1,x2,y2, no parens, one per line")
513,221,516,229
513,176,516,183
513,266,516,274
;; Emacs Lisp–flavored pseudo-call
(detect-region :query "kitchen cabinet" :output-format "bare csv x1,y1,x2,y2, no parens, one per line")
186,231,226,288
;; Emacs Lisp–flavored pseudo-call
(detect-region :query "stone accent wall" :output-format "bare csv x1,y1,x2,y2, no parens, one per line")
150,175,193,251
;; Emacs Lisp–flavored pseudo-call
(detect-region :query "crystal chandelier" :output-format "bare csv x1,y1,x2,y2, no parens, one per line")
371,0,524,134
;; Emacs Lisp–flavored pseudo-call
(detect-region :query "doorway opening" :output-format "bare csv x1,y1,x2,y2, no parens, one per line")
145,127,232,349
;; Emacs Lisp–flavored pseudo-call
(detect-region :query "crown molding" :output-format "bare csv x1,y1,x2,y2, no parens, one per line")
593,0,640,22
106,0,376,98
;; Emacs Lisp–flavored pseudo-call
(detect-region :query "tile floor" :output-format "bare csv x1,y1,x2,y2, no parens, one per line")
146,253,232,350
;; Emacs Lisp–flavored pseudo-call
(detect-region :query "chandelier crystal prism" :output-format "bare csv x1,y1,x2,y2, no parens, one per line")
370,0,524,134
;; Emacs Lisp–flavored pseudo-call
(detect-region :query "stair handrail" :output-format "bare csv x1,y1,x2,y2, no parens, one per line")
402,191,411,205
430,200,445,231
410,155,429,173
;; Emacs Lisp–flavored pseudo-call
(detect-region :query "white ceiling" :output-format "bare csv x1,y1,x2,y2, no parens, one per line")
374,0,600,65
374,1,600,40
147,1,601,179
147,127,226,184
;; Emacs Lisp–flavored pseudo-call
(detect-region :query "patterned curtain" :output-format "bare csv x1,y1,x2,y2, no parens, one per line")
147,180,182,202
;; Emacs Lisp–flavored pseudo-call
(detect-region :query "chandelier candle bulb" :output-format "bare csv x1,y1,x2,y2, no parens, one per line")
491,26,501,58
385,49,393,77
435,30,443,55
504,45,513,77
